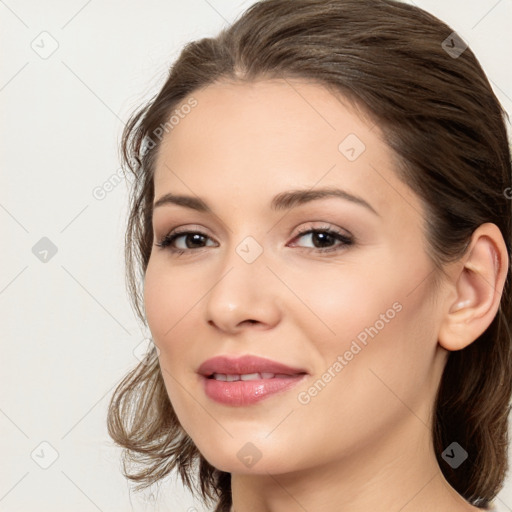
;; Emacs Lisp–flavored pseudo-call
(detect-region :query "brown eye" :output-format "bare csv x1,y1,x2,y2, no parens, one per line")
291,227,353,253
155,230,217,253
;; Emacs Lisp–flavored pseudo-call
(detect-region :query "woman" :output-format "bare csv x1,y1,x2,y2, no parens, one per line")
107,1,512,511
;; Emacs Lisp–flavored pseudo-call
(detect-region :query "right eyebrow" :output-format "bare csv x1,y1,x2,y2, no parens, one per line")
153,193,210,212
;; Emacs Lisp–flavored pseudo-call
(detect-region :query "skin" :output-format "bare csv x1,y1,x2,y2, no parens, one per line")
143,79,508,512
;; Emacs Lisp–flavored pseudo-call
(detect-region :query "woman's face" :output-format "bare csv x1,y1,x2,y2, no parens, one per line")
144,79,449,475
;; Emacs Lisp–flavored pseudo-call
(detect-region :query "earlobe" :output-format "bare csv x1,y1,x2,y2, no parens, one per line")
438,223,509,352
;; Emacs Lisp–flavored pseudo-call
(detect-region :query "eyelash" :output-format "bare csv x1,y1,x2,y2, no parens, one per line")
155,224,354,256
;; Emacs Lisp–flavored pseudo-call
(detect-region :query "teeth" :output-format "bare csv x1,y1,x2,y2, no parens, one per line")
240,373,261,381
211,372,277,381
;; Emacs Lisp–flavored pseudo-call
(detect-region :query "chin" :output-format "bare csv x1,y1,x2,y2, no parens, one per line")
194,437,299,475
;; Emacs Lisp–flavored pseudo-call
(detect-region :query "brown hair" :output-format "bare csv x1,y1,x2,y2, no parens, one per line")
107,1,512,510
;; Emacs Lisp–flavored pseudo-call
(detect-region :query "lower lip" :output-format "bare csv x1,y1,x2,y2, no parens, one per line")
202,375,307,406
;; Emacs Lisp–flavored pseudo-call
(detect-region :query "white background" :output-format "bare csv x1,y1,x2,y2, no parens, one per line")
1,1,511,511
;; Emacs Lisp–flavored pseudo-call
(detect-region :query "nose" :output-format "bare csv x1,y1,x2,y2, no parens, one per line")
204,247,283,334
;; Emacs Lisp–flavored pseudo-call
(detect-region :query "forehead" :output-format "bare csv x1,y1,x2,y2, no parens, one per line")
153,79,421,222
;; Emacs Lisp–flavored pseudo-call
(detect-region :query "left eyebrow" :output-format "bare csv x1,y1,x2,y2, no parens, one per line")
153,186,379,216
270,187,379,216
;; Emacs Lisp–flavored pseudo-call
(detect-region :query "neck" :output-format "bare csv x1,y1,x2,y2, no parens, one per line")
230,414,478,512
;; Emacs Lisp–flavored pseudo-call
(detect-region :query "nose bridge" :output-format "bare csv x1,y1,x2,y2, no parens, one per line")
203,234,282,331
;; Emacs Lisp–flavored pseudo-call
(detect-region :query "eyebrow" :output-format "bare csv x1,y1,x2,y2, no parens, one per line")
153,187,379,216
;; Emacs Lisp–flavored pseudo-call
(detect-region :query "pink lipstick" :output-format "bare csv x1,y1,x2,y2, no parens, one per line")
197,355,308,406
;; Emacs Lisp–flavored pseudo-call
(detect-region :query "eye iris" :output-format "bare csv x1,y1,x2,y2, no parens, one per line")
186,233,206,248
312,231,335,248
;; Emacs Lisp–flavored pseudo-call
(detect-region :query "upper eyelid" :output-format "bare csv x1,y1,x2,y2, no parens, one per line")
160,223,348,239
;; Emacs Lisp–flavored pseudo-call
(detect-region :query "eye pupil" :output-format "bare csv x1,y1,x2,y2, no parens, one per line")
313,232,335,248
187,233,205,248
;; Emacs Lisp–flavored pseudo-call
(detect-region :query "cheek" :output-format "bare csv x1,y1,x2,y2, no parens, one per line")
297,253,439,389
289,275,439,455
143,259,196,344
143,259,212,396
143,260,204,416
291,263,402,351
332,277,439,416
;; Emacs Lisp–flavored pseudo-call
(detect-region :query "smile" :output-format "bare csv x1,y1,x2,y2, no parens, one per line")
198,355,308,406
210,372,296,381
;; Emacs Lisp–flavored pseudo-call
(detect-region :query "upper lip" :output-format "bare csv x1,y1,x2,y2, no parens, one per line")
198,355,308,377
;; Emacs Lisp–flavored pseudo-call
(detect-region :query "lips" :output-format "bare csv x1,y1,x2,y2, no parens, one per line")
197,355,308,406
197,355,307,377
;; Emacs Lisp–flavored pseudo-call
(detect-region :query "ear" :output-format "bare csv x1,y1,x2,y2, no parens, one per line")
438,223,509,351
